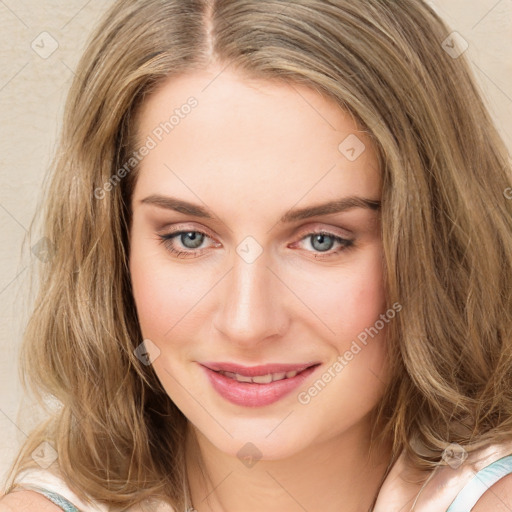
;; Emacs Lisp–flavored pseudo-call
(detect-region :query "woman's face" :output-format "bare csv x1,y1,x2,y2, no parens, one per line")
129,67,389,459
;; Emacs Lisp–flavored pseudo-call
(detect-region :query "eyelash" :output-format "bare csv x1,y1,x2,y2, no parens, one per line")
157,228,354,260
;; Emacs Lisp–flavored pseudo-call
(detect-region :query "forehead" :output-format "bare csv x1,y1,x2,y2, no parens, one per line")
132,68,381,211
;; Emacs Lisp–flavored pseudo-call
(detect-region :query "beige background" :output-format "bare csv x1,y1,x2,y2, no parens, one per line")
0,0,511,483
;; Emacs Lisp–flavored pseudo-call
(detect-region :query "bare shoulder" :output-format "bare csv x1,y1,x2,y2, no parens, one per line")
472,473,512,511
0,490,64,511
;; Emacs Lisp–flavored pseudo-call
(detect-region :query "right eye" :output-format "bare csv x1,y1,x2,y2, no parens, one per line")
157,230,219,258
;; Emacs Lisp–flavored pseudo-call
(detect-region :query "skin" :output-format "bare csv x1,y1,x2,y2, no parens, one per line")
129,65,393,512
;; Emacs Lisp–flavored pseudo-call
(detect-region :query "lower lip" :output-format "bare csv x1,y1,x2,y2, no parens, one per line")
201,364,320,407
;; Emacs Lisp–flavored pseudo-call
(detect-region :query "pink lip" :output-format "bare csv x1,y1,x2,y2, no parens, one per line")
200,362,321,407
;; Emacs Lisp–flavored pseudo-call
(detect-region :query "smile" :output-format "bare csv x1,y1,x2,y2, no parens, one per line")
200,362,321,407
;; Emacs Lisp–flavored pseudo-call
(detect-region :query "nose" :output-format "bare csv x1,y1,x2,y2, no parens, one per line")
212,249,289,347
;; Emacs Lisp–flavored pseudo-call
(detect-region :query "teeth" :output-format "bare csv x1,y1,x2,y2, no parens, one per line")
252,374,273,384
235,373,253,383
219,370,301,383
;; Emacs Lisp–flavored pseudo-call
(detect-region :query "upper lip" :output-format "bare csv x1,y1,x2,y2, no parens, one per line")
200,361,320,377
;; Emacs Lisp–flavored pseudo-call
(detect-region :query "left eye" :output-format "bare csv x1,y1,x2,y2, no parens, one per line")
157,230,353,259
297,232,354,257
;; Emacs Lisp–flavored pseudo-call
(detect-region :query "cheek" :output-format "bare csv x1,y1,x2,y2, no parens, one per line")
129,235,216,347
130,250,165,338
339,261,387,339
294,245,387,349
129,236,183,340
296,251,390,434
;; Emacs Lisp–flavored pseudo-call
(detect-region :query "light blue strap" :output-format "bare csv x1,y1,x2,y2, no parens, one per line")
446,454,512,511
28,487,81,512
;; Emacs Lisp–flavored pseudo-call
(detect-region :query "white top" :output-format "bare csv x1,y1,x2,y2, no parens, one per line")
12,468,177,511
374,438,512,511
11,439,512,511
13,468,109,511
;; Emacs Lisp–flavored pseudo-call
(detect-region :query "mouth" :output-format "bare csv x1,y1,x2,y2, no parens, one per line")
200,361,321,407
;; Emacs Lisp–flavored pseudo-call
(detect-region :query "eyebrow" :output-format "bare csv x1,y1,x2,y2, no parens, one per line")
140,194,381,223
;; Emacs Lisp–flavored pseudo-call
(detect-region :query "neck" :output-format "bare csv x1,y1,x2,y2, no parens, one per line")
185,413,394,512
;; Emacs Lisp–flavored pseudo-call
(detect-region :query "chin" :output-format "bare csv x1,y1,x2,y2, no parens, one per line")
189,415,317,462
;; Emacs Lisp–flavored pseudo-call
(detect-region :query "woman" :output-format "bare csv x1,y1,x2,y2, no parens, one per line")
2,0,512,510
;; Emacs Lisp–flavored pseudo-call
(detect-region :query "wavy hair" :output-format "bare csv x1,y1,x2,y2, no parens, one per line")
3,0,512,510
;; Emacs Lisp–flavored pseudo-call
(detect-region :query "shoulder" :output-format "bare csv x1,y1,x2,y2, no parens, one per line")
0,490,64,511
472,473,512,511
